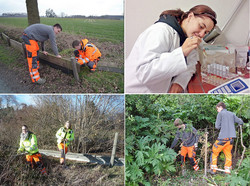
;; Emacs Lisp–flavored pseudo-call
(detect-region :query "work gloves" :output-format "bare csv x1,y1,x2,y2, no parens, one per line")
194,143,198,151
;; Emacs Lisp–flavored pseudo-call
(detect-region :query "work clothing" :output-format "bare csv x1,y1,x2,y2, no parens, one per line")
171,124,199,148
180,146,199,171
74,39,101,72
22,24,59,82
215,109,243,139
125,15,198,93
56,127,74,146
210,109,243,174
58,142,68,154
18,131,46,175
23,24,59,55
18,131,39,155
56,127,74,164
171,124,199,171
22,34,41,82
210,138,233,174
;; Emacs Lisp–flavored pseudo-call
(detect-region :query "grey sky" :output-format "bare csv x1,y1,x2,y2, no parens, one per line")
0,0,124,16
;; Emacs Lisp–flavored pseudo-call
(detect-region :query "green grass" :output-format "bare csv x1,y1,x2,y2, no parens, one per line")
0,17,124,43
79,68,124,93
0,42,22,66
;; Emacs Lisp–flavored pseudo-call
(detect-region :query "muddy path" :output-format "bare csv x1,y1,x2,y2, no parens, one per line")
0,62,34,93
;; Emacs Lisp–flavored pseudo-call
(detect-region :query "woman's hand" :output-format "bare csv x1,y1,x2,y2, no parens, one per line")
168,83,184,93
181,36,201,56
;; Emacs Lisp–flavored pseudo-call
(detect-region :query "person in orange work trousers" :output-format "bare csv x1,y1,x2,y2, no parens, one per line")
72,39,101,72
22,23,62,84
17,125,47,175
171,118,199,171
56,121,74,164
209,102,243,175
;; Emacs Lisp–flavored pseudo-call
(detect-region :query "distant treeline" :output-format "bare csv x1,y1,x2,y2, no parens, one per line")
1,13,124,20
1,13,27,17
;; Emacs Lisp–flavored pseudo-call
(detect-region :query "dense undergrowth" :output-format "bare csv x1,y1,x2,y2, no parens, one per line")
0,145,124,185
125,94,250,185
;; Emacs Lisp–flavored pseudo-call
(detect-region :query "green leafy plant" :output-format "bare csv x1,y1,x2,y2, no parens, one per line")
126,103,177,185
126,94,250,185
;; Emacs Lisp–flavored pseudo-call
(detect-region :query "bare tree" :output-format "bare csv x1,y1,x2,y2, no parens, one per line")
32,95,124,153
26,0,40,25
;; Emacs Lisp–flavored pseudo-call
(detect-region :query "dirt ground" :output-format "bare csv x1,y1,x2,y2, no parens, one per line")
0,24,124,93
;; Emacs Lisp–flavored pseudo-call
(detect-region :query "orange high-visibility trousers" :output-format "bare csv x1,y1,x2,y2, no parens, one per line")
180,145,199,171
210,138,233,174
26,153,47,175
76,55,100,72
26,153,42,166
22,34,40,82
58,143,68,163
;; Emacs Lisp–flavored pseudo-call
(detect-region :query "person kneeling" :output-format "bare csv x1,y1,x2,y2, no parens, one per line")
72,39,101,72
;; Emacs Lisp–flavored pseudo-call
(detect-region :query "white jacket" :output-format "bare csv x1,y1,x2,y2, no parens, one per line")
125,22,198,93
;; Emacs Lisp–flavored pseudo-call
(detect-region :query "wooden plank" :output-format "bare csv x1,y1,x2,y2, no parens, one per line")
39,53,80,72
39,149,124,166
2,33,10,46
98,61,121,68
2,32,123,74
9,39,23,52
98,66,124,74
97,61,123,73
70,57,80,81
22,42,27,58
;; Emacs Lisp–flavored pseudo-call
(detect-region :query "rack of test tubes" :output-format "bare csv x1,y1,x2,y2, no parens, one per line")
201,63,238,86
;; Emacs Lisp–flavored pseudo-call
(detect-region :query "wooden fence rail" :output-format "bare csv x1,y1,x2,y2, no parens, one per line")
39,149,124,166
1,32,123,81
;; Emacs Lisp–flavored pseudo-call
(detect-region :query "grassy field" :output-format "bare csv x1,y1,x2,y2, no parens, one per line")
0,17,124,93
0,17,124,43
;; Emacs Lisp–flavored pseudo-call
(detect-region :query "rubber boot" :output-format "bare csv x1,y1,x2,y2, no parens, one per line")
36,78,46,84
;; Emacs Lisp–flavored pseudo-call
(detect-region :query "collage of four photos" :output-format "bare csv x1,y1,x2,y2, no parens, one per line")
0,0,249,185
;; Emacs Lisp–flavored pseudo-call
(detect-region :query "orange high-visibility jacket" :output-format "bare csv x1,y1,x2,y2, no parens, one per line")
74,39,101,64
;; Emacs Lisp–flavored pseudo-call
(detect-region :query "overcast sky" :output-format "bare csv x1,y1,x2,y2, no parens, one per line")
0,0,124,16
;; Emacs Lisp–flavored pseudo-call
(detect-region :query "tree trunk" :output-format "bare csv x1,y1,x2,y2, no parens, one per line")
26,0,40,25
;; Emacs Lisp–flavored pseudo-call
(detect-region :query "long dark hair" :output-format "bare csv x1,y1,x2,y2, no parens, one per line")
160,5,217,26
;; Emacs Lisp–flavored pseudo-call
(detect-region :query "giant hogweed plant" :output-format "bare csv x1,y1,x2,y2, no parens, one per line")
126,115,177,185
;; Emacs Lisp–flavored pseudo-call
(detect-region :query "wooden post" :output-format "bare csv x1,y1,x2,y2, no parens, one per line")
204,128,208,177
70,57,80,82
7,36,10,47
110,132,118,167
22,42,27,58
2,33,10,46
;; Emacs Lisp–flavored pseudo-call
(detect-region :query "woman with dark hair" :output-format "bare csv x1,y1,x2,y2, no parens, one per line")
56,121,74,164
125,5,217,93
